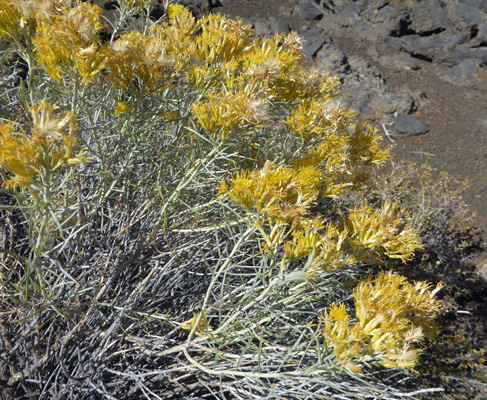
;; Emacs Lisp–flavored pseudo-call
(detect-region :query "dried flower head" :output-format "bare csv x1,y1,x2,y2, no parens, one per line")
119,0,156,10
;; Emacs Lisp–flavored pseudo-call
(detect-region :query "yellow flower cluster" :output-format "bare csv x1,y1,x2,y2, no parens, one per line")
220,163,421,276
322,271,442,373
219,161,326,252
157,5,341,139
151,4,199,71
280,201,421,279
194,12,252,64
0,99,86,190
220,156,421,277
0,0,24,41
287,99,389,197
32,1,105,84
191,89,269,140
219,160,322,220
108,30,174,90
283,219,354,276
1,1,347,132
243,32,330,101
0,0,175,88
344,201,422,263
107,4,211,90
0,0,66,42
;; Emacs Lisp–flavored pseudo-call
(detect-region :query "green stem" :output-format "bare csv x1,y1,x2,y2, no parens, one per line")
186,226,255,342
29,156,54,300
153,142,223,231
71,75,79,113
211,273,281,337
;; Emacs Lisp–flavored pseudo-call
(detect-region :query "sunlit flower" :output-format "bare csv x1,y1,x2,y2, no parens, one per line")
30,99,74,141
0,0,24,41
194,12,252,63
0,122,39,188
32,2,104,84
219,161,321,218
0,0,66,40
322,271,442,372
107,31,174,90
114,101,132,116
191,89,269,139
344,201,422,263
0,100,87,191
150,3,198,71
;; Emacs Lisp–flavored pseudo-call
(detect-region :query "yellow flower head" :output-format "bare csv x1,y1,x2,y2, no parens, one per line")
219,161,321,218
114,101,132,116
283,217,325,261
33,1,104,84
191,89,269,139
149,3,197,71
322,271,442,372
195,12,252,63
345,201,422,263
0,0,24,41
108,31,173,90
30,99,75,141
11,0,66,21
0,122,39,188
0,100,87,191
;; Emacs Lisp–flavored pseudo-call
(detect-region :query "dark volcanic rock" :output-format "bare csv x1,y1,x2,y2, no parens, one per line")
441,59,487,89
300,29,327,59
378,53,421,71
385,34,467,54
309,0,487,75
268,17,290,35
394,113,429,135
382,34,487,66
468,23,487,47
314,43,425,120
409,0,449,35
456,1,487,26
297,0,323,21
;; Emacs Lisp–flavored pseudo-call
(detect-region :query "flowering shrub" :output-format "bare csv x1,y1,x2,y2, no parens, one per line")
0,1,443,398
